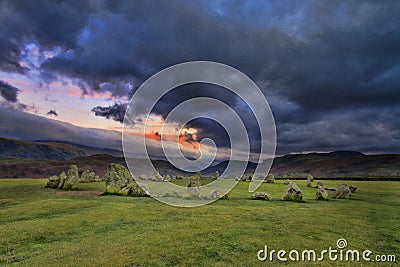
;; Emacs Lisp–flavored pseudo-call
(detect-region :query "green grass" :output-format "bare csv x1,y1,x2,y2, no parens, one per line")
0,179,399,266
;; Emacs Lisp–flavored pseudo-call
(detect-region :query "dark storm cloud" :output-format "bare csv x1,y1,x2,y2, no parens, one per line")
0,0,95,72
0,80,19,102
0,0,399,154
91,103,127,123
46,109,58,116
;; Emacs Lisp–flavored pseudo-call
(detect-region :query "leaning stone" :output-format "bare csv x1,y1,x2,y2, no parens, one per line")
316,185,329,200
252,192,272,200
306,175,314,187
282,182,303,202
64,165,79,190
334,184,351,199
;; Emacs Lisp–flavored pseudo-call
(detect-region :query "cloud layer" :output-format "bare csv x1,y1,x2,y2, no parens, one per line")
0,0,399,154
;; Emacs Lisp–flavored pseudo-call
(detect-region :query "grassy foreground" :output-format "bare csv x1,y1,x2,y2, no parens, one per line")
0,179,398,266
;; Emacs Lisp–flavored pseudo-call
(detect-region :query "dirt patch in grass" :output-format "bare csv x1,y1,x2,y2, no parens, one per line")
54,190,102,197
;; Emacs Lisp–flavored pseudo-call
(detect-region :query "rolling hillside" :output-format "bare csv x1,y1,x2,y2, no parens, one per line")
0,137,122,160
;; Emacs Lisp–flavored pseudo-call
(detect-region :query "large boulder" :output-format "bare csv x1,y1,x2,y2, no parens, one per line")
265,174,275,183
282,182,303,202
316,184,329,200
334,184,351,199
104,163,147,196
64,165,79,190
252,192,272,201
306,175,314,187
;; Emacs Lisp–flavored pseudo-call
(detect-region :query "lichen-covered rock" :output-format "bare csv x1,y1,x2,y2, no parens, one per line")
317,181,324,187
283,179,291,185
282,182,303,202
334,184,351,199
349,185,357,193
252,192,272,200
104,163,132,192
316,184,329,200
265,174,275,183
46,175,60,189
80,170,96,183
104,163,147,196
306,175,314,187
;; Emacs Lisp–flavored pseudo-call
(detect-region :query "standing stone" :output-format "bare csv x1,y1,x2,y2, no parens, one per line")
306,175,314,187
214,171,220,179
64,165,79,190
282,182,303,202
334,184,351,199
186,172,201,198
316,184,329,200
265,174,275,183
283,179,291,185
57,171,67,190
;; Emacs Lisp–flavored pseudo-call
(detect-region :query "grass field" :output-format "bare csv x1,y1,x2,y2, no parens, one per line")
0,179,398,266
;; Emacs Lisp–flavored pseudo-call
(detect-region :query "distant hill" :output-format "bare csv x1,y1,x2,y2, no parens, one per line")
0,150,399,179
0,137,399,179
0,137,122,160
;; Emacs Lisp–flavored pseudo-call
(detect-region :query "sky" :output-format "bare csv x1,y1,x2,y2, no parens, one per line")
0,0,399,160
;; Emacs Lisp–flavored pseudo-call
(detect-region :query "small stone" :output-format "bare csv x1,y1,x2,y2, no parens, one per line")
252,192,272,200
265,174,275,183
